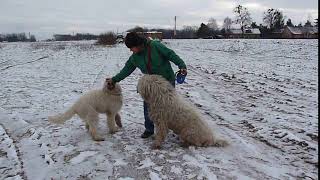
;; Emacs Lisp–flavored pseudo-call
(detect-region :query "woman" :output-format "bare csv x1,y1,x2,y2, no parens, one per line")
106,32,187,138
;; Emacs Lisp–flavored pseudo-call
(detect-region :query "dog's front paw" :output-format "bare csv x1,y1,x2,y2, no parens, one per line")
180,142,190,148
109,127,119,134
93,136,105,141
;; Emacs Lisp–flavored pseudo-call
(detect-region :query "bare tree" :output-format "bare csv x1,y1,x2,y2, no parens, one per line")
286,19,294,27
304,20,313,27
30,35,36,42
263,8,285,30
179,26,197,39
197,23,211,38
207,18,219,31
233,5,252,33
222,17,232,31
96,32,117,45
307,14,313,26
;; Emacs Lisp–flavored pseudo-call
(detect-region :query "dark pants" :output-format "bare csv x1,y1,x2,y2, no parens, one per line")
143,80,175,133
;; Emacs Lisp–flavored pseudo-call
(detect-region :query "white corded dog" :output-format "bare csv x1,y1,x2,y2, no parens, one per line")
137,75,228,149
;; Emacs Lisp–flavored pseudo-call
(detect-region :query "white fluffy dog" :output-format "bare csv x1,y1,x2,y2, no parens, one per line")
48,81,123,141
137,75,228,149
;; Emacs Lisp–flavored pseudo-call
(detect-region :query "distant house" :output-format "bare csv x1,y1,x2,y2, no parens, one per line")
136,32,163,40
282,26,318,39
53,34,73,41
227,28,261,39
270,29,284,39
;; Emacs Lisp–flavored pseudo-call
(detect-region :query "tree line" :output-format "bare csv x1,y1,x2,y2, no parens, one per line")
127,4,318,39
1,5,318,42
0,33,36,42
177,5,318,39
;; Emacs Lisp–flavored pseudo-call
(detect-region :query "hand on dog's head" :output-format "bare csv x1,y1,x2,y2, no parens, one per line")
107,82,115,90
103,80,122,95
105,78,115,90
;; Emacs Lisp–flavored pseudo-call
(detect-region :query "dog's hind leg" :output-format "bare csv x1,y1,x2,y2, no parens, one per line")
86,107,104,141
180,128,202,147
78,112,90,131
106,112,118,134
115,113,122,128
211,137,229,147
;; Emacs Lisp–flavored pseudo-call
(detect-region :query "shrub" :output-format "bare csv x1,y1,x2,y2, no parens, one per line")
96,32,117,45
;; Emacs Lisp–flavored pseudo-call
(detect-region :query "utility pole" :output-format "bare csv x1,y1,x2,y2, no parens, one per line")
174,16,177,38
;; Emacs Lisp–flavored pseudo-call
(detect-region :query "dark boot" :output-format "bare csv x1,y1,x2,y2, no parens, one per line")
141,131,154,138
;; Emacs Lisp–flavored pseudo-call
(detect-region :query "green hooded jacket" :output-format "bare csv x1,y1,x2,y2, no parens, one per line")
112,39,186,83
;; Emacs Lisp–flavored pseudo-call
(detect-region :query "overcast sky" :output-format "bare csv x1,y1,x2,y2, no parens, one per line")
0,0,318,40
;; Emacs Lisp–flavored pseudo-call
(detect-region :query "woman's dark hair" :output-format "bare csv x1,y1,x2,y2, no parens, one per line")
125,32,146,48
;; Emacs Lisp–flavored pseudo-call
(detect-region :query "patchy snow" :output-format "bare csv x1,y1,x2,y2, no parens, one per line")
138,157,155,169
149,171,162,180
69,151,98,164
0,39,318,179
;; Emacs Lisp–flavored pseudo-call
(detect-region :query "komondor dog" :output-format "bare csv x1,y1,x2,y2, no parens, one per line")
137,75,228,149
48,80,123,141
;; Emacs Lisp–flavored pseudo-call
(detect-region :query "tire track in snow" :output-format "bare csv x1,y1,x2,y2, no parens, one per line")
1,55,50,71
0,124,26,180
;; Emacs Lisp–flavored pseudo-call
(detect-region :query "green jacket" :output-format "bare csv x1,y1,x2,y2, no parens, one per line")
112,40,186,83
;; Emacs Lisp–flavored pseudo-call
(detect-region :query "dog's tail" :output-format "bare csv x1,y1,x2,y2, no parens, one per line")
48,107,75,124
211,137,229,147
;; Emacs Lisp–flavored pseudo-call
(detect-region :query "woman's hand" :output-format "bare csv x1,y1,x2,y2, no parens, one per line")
105,78,115,90
180,68,187,75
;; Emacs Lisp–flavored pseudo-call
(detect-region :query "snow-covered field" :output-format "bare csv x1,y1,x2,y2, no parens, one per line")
0,39,318,180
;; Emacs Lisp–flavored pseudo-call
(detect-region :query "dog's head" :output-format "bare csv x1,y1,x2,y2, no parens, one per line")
137,75,174,103
103,81,122,96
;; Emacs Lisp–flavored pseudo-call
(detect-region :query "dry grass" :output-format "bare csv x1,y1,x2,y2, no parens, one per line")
95,32,117,46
